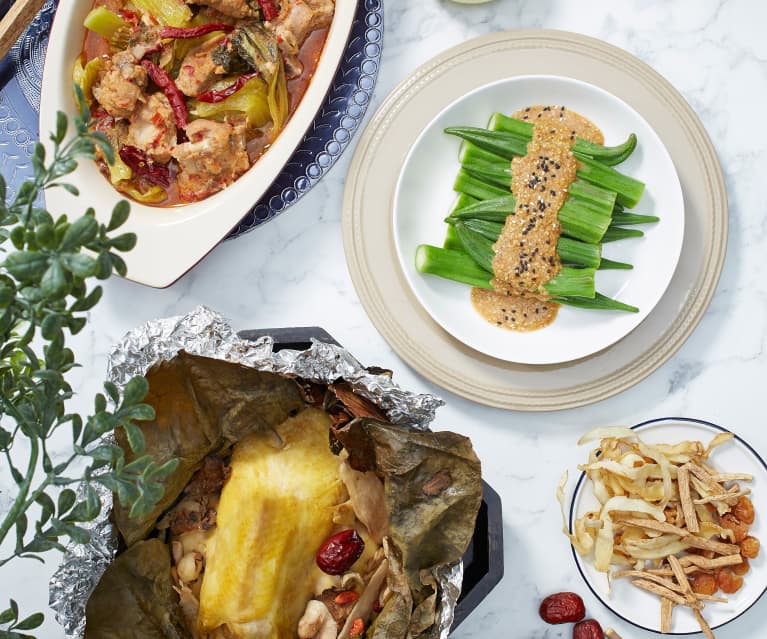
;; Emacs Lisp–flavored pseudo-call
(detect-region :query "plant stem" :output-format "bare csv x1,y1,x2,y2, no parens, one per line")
0,435,39,549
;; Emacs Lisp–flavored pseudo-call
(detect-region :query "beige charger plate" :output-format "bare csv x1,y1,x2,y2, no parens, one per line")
342,29,727,411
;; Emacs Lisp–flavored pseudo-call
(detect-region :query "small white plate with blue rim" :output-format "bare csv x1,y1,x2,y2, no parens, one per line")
569,417,767,634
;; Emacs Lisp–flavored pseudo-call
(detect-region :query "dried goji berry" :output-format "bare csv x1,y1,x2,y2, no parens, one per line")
539,592,585,624
334,590,360,605
349,618,365,637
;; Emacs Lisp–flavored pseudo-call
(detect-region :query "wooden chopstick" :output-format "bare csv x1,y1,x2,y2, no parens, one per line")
0,0,48,61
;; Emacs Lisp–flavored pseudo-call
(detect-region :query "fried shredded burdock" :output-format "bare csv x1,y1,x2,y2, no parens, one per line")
660,597,675,634
560,427,761,638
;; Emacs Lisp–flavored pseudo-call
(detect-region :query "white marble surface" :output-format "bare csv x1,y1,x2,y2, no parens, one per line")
6,0,767,637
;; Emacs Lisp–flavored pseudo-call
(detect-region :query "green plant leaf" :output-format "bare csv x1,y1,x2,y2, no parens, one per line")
31,143,46,178
122,376,148,407
60,214,98,251
121,422,145,455
121,404,155,422
53,182,80,196
70,285,102,312
15,181,37,207
95,252,112,279
40,314,62,341
14,514,27,552
109,232,137,252
0,280,14,308
40,259,67,298
34,223,54,250
14,612,44,630
88,444,121,463
65,486,100,522
101,382,118,405
61,253,97,278
0,605,16,625
74,83,90,124
109,252,127,278
34,494,55,526
107,200,130,231
57,489,77,515
67,316,87,335
89,131,114,165
52,111,68,145
3,252,49,282
22,536,63,554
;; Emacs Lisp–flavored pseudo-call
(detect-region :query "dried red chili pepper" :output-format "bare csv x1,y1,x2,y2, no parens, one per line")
119,9,139,25
195,72,259,103
159,23,235,39
257,0,279,21
140,59,188,129
119,145,172,189
91,107,114,125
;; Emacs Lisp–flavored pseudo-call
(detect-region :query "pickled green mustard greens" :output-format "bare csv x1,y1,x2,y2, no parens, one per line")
415,105,658,331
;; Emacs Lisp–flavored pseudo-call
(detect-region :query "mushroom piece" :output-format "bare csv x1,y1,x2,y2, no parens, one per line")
177,551,204,583
339,461,389,545
297,600,337,639
337,559,389,639
173,583,203,639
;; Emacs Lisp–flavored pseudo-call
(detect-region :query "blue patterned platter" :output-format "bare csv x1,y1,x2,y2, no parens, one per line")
0,0,382,239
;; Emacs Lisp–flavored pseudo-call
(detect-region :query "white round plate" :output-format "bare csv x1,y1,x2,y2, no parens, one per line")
393,75,684,365
40,1,356,288
570,418,767,634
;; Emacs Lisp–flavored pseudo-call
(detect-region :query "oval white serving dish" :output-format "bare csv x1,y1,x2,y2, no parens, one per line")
40,1,357,288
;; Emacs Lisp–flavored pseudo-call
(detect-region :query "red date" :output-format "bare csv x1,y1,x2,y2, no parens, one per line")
316,529,365,575
573,619,604,639
539,592,586,624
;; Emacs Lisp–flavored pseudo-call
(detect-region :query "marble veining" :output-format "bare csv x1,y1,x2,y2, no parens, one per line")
2,0,767,637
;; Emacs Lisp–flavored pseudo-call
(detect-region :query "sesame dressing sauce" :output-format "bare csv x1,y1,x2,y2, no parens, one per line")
471,105,603,332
